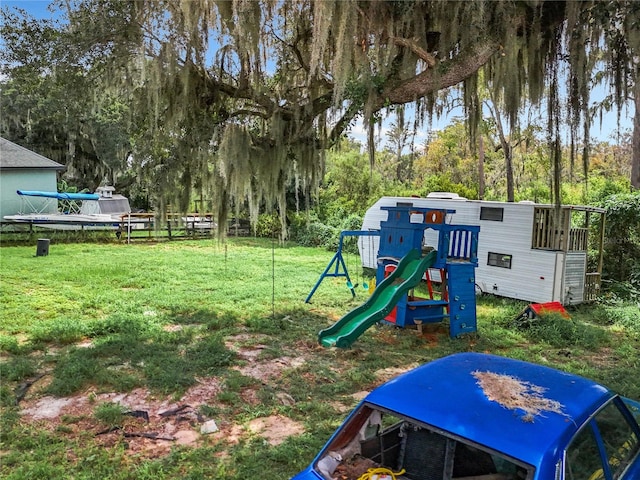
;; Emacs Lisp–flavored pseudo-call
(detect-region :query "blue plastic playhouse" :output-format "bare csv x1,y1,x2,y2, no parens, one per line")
375,203,480,338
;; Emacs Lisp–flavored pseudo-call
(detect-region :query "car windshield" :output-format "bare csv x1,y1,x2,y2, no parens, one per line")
623,398,640,425
314,403,533,480
566,397,640,480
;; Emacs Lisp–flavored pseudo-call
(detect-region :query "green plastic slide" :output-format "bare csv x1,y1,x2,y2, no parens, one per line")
318,249,438,348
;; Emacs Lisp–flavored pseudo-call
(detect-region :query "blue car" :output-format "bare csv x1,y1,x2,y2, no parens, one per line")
292,353,640,480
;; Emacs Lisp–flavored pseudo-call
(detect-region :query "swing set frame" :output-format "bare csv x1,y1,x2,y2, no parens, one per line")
305,230,379,303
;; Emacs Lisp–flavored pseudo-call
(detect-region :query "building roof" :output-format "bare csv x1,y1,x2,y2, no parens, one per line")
0,137,65,170
365,352,613,469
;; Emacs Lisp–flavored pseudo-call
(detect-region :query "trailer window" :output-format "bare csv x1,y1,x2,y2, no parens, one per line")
480,207,504,221
488,252,512,269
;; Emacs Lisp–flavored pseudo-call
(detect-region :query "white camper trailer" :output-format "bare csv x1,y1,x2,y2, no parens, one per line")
358,193,606,305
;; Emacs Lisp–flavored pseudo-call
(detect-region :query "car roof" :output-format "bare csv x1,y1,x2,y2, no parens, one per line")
364,352,614,468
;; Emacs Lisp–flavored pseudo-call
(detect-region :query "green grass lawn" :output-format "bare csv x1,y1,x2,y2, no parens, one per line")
1,238,639,479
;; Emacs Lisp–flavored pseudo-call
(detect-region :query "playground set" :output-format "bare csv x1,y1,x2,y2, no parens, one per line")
308,203,480,348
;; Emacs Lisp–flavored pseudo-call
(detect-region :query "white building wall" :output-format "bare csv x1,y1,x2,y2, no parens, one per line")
1,169,59,220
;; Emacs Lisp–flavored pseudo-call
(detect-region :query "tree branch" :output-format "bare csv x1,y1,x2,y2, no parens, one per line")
328,104,360,147
390,36,436,67
326,40,502,142
373,41,501,110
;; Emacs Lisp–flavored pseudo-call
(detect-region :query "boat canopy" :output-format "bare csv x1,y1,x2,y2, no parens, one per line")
16,190,100,201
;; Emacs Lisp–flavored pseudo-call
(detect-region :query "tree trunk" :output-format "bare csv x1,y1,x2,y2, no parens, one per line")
478,135,485,199
489,99,515,202
505,144,514,202
632,87,640,190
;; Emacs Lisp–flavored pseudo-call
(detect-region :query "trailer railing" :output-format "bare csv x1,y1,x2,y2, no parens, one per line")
568,228,588,251
584,272,601,302
532,208,570,251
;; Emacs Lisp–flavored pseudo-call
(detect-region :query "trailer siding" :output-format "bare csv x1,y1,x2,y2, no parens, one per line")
475,201,558,304
553,254,565,302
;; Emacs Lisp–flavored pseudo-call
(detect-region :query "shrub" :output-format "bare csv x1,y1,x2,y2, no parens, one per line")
340,213,363,231
254,212,282,238
292,221,338,249
600,192,640,287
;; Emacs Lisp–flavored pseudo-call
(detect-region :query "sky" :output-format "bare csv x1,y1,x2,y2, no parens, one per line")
3,0,634,148
2,0,50,18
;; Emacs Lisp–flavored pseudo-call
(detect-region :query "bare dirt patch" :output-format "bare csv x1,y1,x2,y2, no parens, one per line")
15,332,312,459
21,396,77,420
18,377,226,457
17,341,310,458
372,326,400,345
246,415,305,446
330,390,367,414
225,333,275,363
374,365,416,383
239,387,261,406
225,334,310,394
212,415,305,447
583,346,617,369
234,356,306,383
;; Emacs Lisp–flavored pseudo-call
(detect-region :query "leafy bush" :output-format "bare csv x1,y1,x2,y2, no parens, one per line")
287,212,312,241
339,214,364,254
340,213,363,231
600,191,640,291
291,221,338,249
601,280,640,304
319,148,383,220
254,212,282,238
289,210,363,252
414,174,478,200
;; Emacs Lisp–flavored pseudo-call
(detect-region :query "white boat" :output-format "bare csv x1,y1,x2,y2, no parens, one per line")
3,186,152,230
